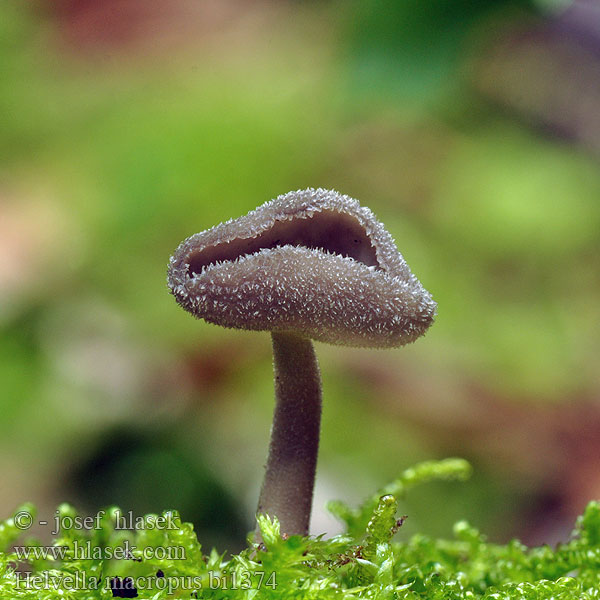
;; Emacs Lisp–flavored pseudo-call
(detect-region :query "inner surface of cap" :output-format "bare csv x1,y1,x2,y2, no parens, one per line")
186,210,379,276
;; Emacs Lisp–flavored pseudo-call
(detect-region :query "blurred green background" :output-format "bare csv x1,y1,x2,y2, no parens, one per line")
1,0,599,552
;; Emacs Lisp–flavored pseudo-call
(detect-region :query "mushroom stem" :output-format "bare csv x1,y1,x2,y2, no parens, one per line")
256,331,322,537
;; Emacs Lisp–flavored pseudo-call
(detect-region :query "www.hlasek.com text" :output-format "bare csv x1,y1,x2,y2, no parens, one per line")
13,540,186,562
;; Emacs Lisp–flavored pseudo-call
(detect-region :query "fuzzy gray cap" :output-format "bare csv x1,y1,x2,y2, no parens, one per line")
168,188,436,347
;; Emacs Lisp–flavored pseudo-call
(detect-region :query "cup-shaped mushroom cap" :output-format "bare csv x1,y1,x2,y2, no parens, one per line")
168,188,436,348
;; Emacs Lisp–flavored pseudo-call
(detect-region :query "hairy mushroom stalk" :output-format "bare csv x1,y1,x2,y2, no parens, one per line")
168,188,436,537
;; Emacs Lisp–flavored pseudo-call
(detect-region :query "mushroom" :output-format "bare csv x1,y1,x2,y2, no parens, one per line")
167,188,436,537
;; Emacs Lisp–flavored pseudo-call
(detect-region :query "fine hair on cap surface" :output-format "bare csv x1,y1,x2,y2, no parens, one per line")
168,188,436,347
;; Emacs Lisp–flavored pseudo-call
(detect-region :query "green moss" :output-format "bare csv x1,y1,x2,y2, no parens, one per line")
1,459,598,599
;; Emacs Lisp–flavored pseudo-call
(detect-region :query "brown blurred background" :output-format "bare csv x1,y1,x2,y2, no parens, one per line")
1,0,599,552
